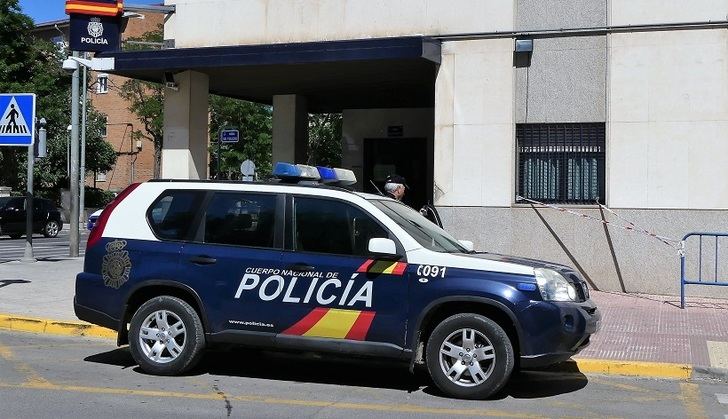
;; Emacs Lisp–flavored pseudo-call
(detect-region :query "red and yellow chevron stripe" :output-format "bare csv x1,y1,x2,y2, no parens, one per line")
282,308,375,340
357,259,407,276
66,0,124,17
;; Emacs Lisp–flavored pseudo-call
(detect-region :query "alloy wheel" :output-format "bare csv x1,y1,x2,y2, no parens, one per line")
138,310,187,364
438,328,496,387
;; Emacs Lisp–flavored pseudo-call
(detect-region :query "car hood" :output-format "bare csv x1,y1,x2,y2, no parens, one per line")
463,252,573,272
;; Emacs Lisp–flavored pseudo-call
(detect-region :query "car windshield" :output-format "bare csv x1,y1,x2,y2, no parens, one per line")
370,199,469,253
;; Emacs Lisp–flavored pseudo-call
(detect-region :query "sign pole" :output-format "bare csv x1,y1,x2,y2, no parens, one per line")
22,142,34,263
69,51,81,257
79,54,87,225
217,130,221,180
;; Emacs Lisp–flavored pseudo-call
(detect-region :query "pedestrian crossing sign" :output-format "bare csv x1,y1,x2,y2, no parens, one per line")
0,93,36,146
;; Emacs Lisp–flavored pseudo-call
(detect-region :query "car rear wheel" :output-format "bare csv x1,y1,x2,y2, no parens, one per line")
425,313,514,399
43,220,60,238
129,296,205,375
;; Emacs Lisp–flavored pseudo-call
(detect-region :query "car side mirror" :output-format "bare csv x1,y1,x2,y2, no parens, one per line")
458,240,474,252
368,238,398,258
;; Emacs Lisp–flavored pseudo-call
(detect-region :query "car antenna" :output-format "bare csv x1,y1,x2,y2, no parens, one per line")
369,180,384,196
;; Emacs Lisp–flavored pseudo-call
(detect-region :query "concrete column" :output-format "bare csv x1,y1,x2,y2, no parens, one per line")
272,94,308,164
162,71,209,179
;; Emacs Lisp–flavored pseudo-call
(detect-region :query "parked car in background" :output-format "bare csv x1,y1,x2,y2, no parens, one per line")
0,197,63,238
87,209,103,231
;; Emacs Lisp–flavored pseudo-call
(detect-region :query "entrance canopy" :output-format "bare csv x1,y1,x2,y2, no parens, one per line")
100,36,441,112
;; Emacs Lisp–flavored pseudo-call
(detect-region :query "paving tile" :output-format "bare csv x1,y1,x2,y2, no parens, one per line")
579,291,728,366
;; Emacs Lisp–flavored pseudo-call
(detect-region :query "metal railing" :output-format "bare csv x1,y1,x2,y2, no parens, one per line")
680,232,728,308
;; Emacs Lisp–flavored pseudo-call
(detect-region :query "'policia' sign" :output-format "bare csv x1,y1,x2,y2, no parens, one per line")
66,0,123,53
69,14,121,52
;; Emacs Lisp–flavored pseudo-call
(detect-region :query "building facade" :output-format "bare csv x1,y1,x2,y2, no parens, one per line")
101,0,728,297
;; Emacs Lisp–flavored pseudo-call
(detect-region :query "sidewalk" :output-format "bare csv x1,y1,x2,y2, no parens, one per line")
1,258,727,377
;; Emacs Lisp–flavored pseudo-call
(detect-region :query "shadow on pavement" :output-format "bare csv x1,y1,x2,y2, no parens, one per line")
84,346,588,399
0,279,31,289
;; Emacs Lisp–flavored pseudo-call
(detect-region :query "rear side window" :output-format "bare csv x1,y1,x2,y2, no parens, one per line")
293,197,388,256
203,192,278,248
147,190,204,241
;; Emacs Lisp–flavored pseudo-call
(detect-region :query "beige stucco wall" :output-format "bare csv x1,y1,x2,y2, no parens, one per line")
609,0,728,25
164,0,514,48
607,29,728,209
434,39,515,207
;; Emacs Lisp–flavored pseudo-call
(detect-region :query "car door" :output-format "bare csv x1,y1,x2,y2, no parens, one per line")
278,195,409,349
179,191,285,336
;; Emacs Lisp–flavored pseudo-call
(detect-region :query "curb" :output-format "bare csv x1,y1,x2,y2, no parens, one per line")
1,313,726,382
569,358,693,380
0,314,116,340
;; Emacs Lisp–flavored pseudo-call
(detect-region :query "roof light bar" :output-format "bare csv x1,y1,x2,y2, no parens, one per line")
272,162,357,186
333,168,356,186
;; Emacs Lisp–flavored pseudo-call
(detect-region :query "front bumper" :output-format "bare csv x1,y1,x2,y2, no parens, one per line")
518,299,601,368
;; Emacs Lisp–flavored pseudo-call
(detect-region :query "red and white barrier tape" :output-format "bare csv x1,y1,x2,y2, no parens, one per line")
516,195,684,253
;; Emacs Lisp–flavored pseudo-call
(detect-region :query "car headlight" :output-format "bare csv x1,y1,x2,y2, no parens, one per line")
534,268,577,302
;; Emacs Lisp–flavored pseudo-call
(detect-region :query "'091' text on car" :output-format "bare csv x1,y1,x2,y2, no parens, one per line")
74,163,600,399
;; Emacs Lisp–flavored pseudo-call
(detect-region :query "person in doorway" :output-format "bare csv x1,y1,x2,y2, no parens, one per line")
384,174,408,201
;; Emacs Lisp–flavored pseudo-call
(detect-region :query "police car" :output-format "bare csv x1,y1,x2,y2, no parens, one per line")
75,163,600,399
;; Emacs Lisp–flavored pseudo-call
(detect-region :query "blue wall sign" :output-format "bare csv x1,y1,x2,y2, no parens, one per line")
221,129,240,144
0,94,36,146
69,14,121,52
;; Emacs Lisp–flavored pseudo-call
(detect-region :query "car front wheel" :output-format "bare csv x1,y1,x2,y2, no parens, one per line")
43,220,60,238
425,313,514,399
128,296,205,375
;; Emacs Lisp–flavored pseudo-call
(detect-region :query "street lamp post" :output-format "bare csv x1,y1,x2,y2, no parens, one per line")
62,54,115,257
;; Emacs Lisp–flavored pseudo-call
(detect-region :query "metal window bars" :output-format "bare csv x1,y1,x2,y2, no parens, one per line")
517,123,605,205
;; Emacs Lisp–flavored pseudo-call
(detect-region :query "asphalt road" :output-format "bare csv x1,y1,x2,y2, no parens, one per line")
0,331,726,418
0,229,89,262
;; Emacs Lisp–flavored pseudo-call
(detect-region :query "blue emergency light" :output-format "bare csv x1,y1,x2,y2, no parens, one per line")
316,166,337,184
272,162,357,187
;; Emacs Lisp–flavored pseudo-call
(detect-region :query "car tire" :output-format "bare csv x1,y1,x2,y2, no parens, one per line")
43,220,60,238
425,313,514,400
128,296,205,376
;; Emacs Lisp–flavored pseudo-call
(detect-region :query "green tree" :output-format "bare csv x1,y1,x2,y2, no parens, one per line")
117,25,164,177
307,113,342,167
84,106,117,175
209,95,273,180
0,0,72,192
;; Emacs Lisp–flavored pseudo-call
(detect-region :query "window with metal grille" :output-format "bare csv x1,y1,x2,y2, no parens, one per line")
96,74,109,94
517,123,605,205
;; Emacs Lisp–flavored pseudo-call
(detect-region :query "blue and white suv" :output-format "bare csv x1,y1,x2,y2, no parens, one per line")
75,164,600,399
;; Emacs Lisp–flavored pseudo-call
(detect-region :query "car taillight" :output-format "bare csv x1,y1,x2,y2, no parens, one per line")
86,183,141,250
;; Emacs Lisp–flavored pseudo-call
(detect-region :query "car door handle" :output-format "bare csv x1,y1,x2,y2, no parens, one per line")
287,263,315,272
190,255,217,265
